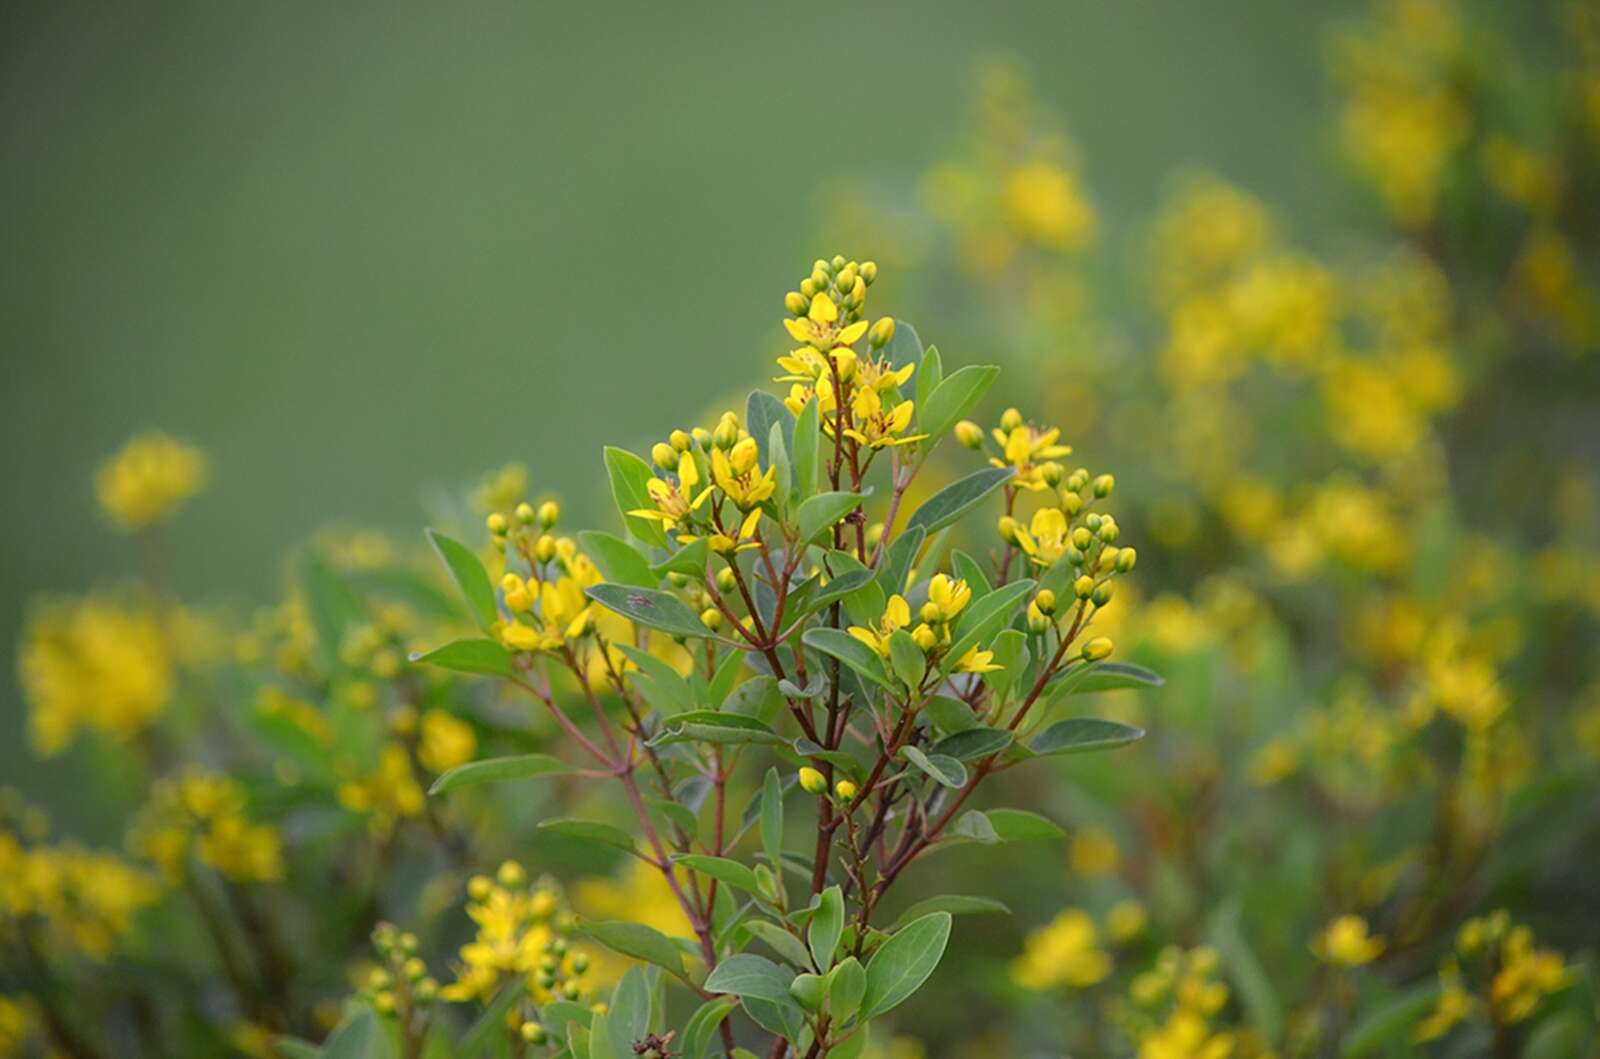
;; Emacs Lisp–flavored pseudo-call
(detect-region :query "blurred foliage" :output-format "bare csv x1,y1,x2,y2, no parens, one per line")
6,0,1600,1056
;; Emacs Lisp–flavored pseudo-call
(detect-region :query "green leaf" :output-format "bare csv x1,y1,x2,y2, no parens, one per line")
604,445,669,549
577,531,657,590
652,711,784,747
808,886,845,972
802,568,876,618
577,919,687,978
874,525,925,599
982,629,1029,704
460,980,525,1058
760,768,783,881
614,644,695,717
680,998,740,1059
920,365,999,444
826,957,866,1024
986,808,1065,841
585,583,714,641
767,421,792,518
428,753,567,795
949,810,999,844
741,995,808,1042
925,695,978,734
802,627,894,691
951,550,992,598
672,855,760,895
900,746,967,789
931,727,1013,762
702,954,793,1003
885,319,924,372
1340,982,1443,1059
944,579,1036,672
427,530,497,633
788,972,826,1012
409,638,516,679
887,630,927,689
538,819,639,857
1050,661,1166,696
747,390,794,466
889,895,1010,931
914,345,943,418
790,396,821,508
304,555,366,667
861,912,952,1019
607,968,651,1057
652,536,710,579
1030,718,1145,756
904,467,1013,537
744,920,813,968
796,491,864,547
1210,902,1282,1046
321,1008,391,1059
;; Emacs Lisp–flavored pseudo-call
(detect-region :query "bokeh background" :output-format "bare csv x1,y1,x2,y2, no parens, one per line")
1,0,1334,796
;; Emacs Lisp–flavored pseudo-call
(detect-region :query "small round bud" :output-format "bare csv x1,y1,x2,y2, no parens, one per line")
1099,521,1120,543
998,515,1019,543
860,261,878,284
1061,492,1084,517
954,420,984,449
920,601,941,624
1071,527,1094,551
835,779,858,801
668,571,690,588
669,429,692,452
550,938,568,958
537,971,556,989
571,952,590,974
1086,513,1103,530
561,980,581,1000
1027,602,1051,633
1041,462,1064,487
538,501,559,528
1074,575,1096,599
784,291,808,315
700,608,723,631
799,278,817,297
373,990,396,1014
1000,407,1024,432
837,265,857,291
868,317,895,349
716,567,737,591
1064,545,1085,567
811,268,829,290
712,417,740,450
1115,547,1137,573
798,767,827,795
691,426,712,448
813,258,830,275
497,861,526,888
515,501,536,525
522,1022,548,1045
368,968,392,991
652,442,677,470
467,875,493,902
486,512,508,536
1092,584,1113,607
404,957,426,981
830,254,847,271
535,534,557,563
398,932,418,956
1035,589,1057,615
1093,474,1115,498
912,624,938,651
414,977,437,1003
1082,637,1114,661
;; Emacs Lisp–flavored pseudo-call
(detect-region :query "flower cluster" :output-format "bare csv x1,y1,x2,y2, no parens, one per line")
94,431,209,531
130,770,284,885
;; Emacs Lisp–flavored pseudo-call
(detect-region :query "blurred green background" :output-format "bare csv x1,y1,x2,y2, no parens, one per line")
1,1,1339,798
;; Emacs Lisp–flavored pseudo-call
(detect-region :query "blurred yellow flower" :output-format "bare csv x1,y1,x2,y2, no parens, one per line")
1313,914,1384,966
1011,908,1111,989
95,432,208,531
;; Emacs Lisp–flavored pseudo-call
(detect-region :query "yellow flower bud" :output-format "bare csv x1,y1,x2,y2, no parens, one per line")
837,265,857,292
798,767,827,795
522,1022,548,1045
1093,474,1115,498
1092,584,1113,606
497,860,526,887
467,875,493,902
538,501,560,528
800,278,817,297
998,515,1019,543
835,779,858,801
954,420,984,449
404,957,426,980
830,254,847,270
1040,462,1064,487
716,567,737,591
1035,589,1057,614
912,624,938,652
692,426,712,448
652,442,677,470
784,291,808,315
920,601,941,624
1099,520,1119,543
1061,492,1083,517
831,347,858,382
1000,407,1024,432
713,417,740,450
486,512,508,535
868,317,896,349
670,429,692,451
860,261,877,285
1027,602,1051,633
729,436,760,475
1072,527,1094,551
1115,547,1137,573
535,535,557,563
1074,575,1095,599
1082,637,1114,661
811,268,829,290
700,608,723,631
373,991,396,1014
515,501,536,525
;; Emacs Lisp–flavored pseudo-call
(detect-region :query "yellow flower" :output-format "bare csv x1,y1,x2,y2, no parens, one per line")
630,450,712,533
848,595,911,657
989,421,1071,491
783,292,869,354
338,743,425,837
418,709,477,774
1013,507,1071,567
19,594,174,756
95,432,209,530
923,574,972,623
131,770,283,884
842,386,923,450
1313,914,1384,966
1108,899,1147,942
711,438,779,510
1490,925,1569,1024
1415,964,1476,1042
1011,908,1111,990
953,645,1001,673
